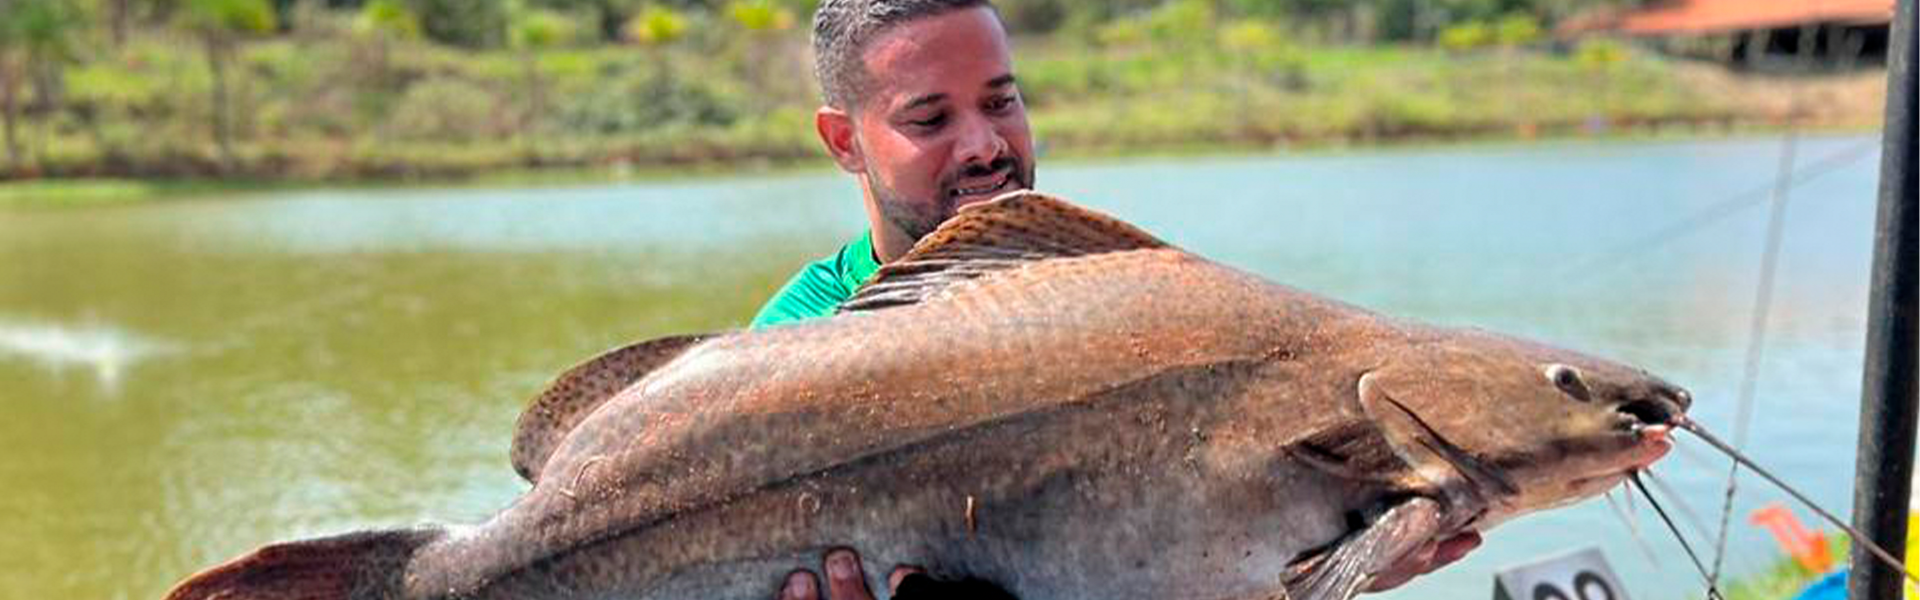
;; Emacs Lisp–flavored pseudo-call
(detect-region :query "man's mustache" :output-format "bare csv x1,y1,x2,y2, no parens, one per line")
950,156,1019,184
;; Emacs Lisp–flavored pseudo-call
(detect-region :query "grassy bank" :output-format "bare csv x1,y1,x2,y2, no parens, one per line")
0,3,1887,185
1721,535,1852,600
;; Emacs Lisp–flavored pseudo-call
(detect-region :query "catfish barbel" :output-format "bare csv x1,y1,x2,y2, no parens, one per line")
168,192,1694,600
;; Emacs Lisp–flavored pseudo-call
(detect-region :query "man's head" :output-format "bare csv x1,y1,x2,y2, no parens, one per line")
811,0,1036,261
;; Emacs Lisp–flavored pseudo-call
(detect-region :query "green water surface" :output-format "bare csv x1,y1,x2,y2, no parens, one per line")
0,135,1887,600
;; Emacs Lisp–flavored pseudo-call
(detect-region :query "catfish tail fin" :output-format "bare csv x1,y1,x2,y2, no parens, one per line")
166,527,443,600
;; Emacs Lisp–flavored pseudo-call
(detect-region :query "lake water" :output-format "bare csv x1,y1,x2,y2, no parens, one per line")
0,134,1891,600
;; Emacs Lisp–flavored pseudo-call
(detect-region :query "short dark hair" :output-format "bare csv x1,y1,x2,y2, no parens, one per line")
811,0,994,110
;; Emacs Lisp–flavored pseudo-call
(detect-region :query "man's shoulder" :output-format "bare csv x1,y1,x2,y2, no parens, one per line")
749,232,877,329
750,257,847,328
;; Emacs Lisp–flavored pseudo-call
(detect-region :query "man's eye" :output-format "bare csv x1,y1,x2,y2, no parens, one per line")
908,114,946,129
986,95,1017,112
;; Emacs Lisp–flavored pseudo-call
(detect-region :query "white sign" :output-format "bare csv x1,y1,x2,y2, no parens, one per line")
1493,546,1631,600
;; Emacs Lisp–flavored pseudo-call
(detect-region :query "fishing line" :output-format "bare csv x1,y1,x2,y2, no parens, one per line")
1630,472,1727,600
1644,468,1717,543
1679,419,1920,583
1668,435,1724,473
1570,139,1874,279
1707,140,1792,582
1605,488,1664,568
1707,17,1823,587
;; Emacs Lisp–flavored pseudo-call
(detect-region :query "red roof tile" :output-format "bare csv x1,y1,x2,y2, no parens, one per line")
1564,0,1892,35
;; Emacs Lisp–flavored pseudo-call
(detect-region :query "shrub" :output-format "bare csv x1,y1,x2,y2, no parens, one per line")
625,4,689,45
556,64,738,135
1494,14,1541,47
355,0,422,39
383,77,509,141
408,0,506,47
1438,21,1492,52
725,0,794,33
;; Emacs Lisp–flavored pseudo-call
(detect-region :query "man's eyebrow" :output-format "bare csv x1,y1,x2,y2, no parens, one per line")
986,74,1016,89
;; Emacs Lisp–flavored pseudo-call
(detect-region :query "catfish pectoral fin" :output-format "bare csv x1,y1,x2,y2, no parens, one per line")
1284,498,1443,600
165,527,442,600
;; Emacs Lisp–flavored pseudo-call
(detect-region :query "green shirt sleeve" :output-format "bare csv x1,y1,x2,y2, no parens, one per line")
749,231,882,328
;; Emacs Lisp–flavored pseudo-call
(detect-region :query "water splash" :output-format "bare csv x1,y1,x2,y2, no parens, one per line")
0,318,173,394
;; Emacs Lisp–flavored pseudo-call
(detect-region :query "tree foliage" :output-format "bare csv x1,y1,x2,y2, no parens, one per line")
625,4,689,45
509,4,576,48
725,0,793,33
354,0,422,39
178,0,276,37
407,0,506,47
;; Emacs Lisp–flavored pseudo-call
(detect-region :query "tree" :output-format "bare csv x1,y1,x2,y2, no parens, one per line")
528,0,647,42
178,0,275,172
724,0,795,104
407,0,506,47
352,0,421,86
623,3,687,46
0,0,87,173
507,1,574,149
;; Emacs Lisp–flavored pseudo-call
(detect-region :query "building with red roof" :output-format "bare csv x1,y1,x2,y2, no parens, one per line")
1561,0,1892,67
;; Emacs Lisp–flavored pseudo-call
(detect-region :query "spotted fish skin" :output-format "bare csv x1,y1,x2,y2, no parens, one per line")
167,193,1690,600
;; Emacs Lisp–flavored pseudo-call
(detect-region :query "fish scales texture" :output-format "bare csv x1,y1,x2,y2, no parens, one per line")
169,192,1690,600
421,249,1398,599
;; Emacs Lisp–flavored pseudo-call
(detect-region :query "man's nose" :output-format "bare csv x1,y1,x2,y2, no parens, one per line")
953,113,1008,166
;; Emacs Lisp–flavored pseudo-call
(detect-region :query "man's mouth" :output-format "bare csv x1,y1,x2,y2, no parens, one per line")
948,169,1014,199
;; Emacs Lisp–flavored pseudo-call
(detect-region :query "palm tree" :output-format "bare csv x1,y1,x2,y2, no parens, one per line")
178,0,275,172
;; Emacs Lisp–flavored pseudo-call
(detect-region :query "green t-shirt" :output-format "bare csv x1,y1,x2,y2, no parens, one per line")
750,231,882,328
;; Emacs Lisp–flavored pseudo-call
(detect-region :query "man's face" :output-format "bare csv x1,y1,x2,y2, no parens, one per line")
831,7,1035,244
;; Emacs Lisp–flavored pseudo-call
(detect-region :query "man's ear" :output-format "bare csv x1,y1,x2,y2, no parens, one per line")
815,106,865,174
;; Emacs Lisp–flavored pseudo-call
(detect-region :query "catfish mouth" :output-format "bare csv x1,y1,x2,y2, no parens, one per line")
1568,398,1685,490
1615,398,1679,431
1570,426,1674,488
1611,397,1684,469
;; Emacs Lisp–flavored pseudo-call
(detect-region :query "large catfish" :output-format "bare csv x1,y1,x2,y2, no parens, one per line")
168,192,1690,600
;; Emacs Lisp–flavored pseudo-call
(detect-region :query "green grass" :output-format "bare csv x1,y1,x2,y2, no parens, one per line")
0,22,1883,188
1720,535,1850,600
0,179,161,208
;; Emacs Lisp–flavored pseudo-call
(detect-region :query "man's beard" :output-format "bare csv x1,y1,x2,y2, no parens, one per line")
872,154,1035,243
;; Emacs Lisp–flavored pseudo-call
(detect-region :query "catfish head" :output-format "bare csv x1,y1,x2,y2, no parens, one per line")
1355,325,1691,528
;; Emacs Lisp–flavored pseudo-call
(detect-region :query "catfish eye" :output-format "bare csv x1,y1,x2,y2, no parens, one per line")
1544,364,1591,400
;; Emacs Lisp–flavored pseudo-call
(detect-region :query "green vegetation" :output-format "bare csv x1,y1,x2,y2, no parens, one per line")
0,0,1881,183
1721,535,1849,600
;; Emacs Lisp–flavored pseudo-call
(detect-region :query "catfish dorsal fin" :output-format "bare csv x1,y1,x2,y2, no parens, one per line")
510,333,712,483
840,191,1169,313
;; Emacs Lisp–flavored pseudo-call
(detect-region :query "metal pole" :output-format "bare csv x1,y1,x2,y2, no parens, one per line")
1849,0,1919,596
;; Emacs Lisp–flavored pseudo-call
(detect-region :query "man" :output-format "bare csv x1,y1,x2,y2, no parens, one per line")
760,1,1481,597
750,0,1031,328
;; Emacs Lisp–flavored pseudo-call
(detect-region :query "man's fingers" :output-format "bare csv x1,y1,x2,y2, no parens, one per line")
887,565,925,593
779,571,820,600
825,549,876,600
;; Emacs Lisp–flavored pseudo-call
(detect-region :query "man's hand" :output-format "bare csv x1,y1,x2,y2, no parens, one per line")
1364,531,1482,592
774,532,1479,599
777,548,922,600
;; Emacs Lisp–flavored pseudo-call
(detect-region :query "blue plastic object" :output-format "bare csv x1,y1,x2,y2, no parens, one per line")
1793,569,1850,600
